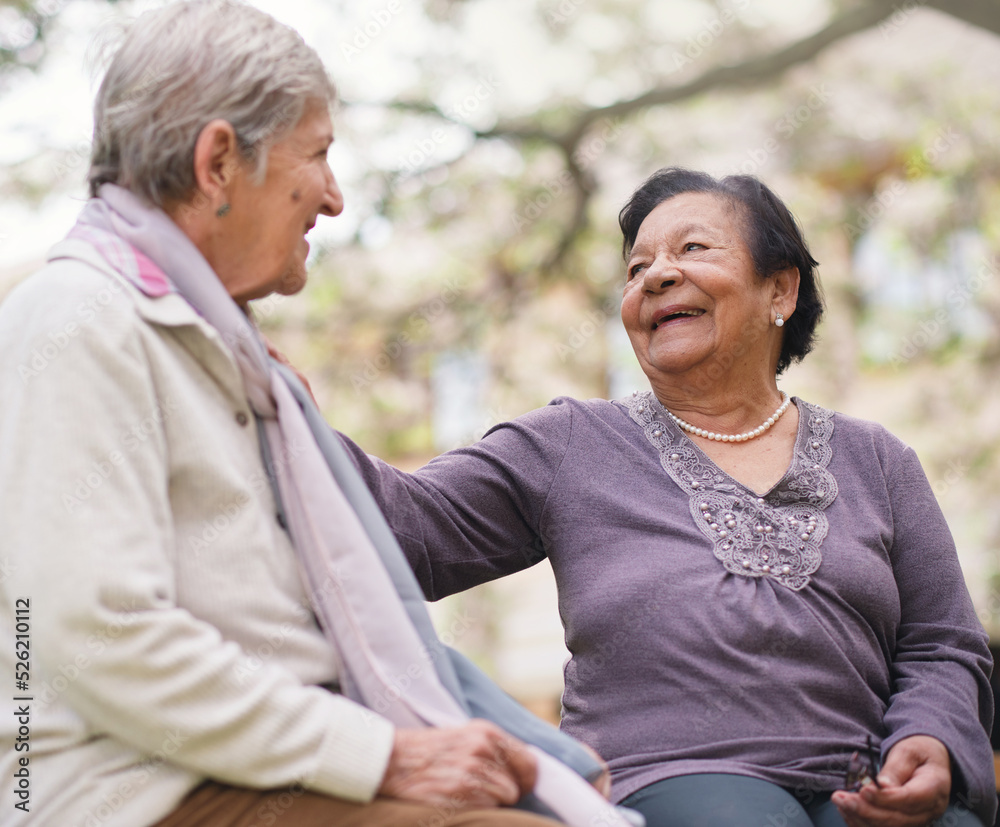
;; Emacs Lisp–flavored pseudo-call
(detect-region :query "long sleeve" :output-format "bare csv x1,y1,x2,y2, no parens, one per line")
0,264,394,819
338,400,577,600
882,446,995,823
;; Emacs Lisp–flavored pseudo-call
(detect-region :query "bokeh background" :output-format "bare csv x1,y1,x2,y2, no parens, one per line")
2,0,1000,723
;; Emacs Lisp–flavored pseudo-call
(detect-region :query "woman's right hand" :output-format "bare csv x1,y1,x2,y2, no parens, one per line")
378,719,537,808
831,735,951,827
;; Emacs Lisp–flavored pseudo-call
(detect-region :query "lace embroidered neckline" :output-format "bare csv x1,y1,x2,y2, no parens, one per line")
624,392,838,591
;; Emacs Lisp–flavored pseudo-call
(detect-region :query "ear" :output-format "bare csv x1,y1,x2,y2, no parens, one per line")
190,119,244,210
771,266,800,320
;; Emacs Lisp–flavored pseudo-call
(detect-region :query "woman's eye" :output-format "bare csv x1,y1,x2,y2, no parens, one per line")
684,242,705,252
627,263,646,280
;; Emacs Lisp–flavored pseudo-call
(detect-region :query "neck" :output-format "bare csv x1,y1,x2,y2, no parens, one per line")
647,373,784,437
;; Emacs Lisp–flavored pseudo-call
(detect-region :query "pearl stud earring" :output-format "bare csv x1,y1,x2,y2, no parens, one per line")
774,312,784,328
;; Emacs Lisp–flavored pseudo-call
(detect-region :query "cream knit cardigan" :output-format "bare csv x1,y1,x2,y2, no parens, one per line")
0,238,394,827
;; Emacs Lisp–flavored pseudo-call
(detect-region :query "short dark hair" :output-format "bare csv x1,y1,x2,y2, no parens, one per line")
618,167,823,375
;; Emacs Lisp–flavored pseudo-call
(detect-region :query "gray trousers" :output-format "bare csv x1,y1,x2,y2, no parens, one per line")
621,773,985,827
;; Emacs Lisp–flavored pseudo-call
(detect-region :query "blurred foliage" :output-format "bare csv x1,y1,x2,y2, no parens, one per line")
4,0,1000,644
285,0,1000,636
0,0,58,72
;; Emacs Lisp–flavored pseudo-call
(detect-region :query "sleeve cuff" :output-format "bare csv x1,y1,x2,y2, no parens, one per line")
308,696,396,803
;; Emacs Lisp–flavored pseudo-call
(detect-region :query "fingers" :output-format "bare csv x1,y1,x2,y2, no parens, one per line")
830,736,951,827
461,751,523,808
498,729,538,796
459,722,535,806
833,789,941,827
378,720,538,809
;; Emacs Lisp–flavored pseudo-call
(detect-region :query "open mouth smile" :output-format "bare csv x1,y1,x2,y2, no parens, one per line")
652,308,705,330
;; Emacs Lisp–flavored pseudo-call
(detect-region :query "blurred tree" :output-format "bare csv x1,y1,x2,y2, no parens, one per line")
3,0,1000,659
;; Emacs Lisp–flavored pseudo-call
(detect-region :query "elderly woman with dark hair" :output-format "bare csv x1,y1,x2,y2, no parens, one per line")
0,3,633,827
340,168,996,827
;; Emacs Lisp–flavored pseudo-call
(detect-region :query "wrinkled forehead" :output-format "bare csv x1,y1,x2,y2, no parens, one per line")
634,190,750,246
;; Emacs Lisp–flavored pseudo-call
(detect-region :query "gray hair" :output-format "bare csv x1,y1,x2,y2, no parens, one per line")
88,0,335,207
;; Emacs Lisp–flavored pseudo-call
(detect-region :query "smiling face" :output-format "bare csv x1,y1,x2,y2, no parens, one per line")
216,103,343,305
621,191,782,393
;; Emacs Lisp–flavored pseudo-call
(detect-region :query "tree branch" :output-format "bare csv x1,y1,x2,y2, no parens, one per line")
539,152,594,274
377,99,562,145
512,0,906,273
925,0,1000,38
351,0,1000,280
562,0,900,145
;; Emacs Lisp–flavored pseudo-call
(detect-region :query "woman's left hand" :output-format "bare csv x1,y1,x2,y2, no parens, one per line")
831,735,951,827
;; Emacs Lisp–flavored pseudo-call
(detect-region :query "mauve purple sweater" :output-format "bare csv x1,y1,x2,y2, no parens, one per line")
339,394,995,824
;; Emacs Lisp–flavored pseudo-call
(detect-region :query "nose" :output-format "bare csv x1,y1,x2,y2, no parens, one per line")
642,255,682,293
320,166,344,218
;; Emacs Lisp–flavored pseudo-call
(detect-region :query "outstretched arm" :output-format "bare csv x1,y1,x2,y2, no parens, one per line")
337,401,575,600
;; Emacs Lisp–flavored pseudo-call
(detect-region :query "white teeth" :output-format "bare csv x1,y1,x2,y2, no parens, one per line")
654,309,703,328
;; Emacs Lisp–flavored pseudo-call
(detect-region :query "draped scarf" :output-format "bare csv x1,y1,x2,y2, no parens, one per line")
67,184,639,827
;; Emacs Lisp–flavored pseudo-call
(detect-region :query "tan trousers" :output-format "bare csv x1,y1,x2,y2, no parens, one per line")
150,782,562,827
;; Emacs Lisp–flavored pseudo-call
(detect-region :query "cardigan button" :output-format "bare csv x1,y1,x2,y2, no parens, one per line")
235,412,249,427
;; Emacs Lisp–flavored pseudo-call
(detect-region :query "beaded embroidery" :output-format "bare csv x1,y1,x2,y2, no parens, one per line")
625,391,838,591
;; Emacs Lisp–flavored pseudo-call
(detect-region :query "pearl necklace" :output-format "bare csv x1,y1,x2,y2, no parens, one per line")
663,392,791,443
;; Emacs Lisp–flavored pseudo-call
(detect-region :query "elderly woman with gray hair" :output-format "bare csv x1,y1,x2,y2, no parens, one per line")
0,3,638,827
